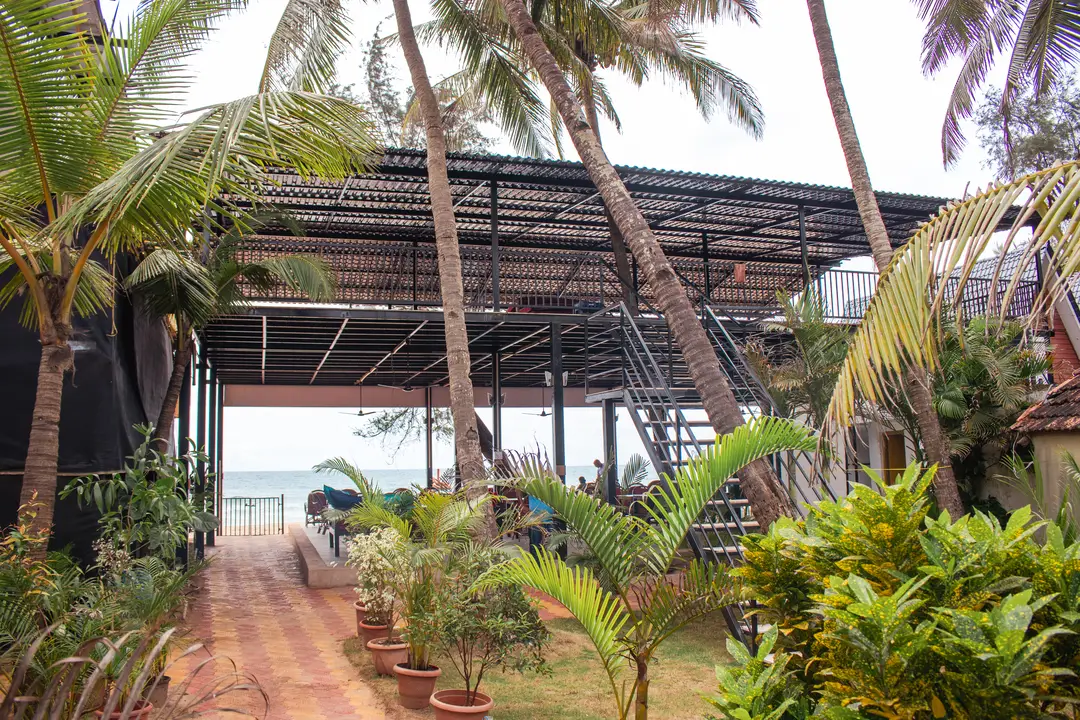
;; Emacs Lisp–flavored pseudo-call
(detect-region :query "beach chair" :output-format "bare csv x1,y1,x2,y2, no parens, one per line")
304,490,327,527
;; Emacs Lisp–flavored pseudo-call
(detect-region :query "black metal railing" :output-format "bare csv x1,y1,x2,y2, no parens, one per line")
220,495,285,536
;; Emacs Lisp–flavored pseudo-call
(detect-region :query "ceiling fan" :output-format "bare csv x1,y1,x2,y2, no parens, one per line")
525,385,551,417
377,338,416,392
378,382,415,392
340,386,377,416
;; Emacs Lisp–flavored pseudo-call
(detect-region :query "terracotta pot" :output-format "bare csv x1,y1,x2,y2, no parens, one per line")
144,675,170,708
354,602,368,635
366,638,408,676
94,700,154,719
430,689,493,720
393,663,441,709
357,620,392,646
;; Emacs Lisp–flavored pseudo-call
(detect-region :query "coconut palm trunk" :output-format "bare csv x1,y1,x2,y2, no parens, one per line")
20,312,73,538
805,0,964,517
391,0,494,535
501,0,795,528
152,328,194,451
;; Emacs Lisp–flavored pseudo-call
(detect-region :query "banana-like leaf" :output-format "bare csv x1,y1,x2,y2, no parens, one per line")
826,160,1080,435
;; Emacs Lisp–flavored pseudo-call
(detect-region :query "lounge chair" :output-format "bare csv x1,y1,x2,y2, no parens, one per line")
304,490,327,527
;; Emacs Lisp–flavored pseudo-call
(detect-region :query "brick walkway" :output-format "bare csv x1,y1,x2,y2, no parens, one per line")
176,536,387,720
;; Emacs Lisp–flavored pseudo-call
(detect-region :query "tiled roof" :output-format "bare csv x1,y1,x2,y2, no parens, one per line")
1012,372,1080,433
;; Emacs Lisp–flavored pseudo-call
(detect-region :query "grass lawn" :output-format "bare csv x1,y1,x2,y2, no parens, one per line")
343,613,731,719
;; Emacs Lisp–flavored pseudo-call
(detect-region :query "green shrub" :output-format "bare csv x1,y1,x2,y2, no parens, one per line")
713,463,1080,719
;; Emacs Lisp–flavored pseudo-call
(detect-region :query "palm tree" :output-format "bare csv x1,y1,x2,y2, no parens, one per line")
388,0,494,535
420,0,763,305
126,224,337,451
0,0,379,541
803,0,965,517
911,0,1080,166
478,418,817,720
826,161,1080,511
497,0,797,528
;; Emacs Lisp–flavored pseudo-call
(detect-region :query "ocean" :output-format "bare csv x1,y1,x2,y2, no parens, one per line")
222,466,602,525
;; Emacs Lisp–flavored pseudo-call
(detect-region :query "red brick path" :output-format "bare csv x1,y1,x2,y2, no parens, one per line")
175,536,387,720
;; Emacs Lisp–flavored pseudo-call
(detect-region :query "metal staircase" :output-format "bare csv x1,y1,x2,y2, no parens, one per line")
584,302,835,647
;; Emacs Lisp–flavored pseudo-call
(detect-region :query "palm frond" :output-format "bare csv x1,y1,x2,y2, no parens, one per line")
475,548,631,696
260,0,351,94
238,254,336,303
125,248,217,328
825,160,1080,435
0,0,100,210
55,92,380,252
90,0,246,167
641,418,817,568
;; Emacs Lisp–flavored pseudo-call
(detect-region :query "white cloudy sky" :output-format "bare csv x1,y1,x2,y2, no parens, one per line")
105,0,1010,472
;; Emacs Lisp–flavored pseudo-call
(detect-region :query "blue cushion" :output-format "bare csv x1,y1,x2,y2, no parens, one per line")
323,485,364,510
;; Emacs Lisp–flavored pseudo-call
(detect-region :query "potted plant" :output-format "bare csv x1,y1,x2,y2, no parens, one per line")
389,541,443,709
431,548,549,719
347,527,400,646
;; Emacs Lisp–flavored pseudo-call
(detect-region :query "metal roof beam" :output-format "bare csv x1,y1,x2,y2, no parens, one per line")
356,320,429,385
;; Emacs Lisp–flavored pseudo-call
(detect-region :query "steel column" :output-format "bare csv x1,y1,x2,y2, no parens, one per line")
207,368,218,547
799,205,811,286
492,351,503,450
491,179,500,311
425,386,434,488
551,323,566,483
194,350,208,560
412,240,418,309
215,381,224,537
602,398,618,503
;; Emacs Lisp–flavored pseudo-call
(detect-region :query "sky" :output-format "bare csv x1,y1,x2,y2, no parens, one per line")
104,0,1013,472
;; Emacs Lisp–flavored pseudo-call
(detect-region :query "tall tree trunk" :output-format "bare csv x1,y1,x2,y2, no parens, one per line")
152,330,194,452
501,0,795,527
582,78,637,311
805,0,964,517
20,316,74,548
392,0,496,536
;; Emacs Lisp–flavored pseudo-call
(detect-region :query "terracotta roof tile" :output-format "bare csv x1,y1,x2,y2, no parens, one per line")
1012,373,1080,433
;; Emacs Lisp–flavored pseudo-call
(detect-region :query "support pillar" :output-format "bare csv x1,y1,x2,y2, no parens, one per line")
425,386,434,488
602,398,618,504
492,351,503,451
799,205,811,287
207,368,218,548
216,381,224,538
194,350,207,560
412,240,419,310
491,179,500,311
178,360,191,461
551,323,566,484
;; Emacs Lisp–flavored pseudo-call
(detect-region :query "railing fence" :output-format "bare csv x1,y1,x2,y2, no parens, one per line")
220,495,285,536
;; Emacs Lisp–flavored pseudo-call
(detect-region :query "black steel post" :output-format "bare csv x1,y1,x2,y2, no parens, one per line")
799,205,811,287
412,240,419,310
491,179,500,311
492,351,503,451
425,386,434,488
602,398,618,504
215,381,224,538
551,323,566,484
207,367,217,548
194,350,208,560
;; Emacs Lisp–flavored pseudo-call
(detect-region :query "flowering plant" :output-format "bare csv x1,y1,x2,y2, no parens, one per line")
347,527,403,627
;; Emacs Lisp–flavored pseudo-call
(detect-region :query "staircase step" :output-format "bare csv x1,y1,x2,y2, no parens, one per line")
693,520,760,531
703,545,742,555
707,497,751,507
